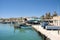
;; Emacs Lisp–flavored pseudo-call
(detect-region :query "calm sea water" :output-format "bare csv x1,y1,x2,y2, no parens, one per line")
0,24,43,40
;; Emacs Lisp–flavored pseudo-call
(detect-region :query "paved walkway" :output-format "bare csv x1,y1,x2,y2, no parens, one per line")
32,25,60,40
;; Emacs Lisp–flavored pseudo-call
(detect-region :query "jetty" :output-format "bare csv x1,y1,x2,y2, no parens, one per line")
32,25,60,40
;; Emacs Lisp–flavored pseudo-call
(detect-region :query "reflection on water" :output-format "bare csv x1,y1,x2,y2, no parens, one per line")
0,24,43,40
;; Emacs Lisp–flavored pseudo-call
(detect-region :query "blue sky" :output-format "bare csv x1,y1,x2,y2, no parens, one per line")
0,0,60,18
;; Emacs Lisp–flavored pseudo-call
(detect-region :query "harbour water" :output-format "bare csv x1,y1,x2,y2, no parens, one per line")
0,24,43,40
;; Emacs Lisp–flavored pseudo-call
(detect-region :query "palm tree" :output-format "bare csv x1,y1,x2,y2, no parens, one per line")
53,11,58,17
45,12,51,19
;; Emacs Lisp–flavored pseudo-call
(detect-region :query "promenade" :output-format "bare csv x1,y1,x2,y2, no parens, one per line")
32,25,60,40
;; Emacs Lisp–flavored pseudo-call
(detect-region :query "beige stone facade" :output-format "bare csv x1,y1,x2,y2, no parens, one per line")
53,16,60,26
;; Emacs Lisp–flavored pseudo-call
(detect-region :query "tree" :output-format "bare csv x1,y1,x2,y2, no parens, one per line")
45,12,51,19
53,11,58,17
40,15,44,19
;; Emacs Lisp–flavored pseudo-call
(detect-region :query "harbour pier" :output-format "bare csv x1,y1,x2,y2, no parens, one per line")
32,25,60,40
